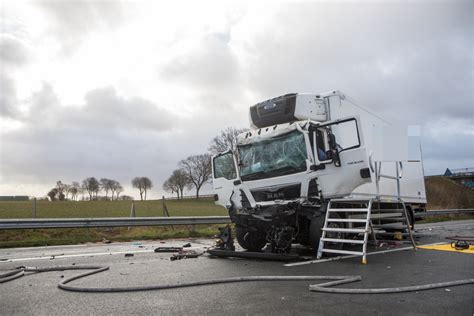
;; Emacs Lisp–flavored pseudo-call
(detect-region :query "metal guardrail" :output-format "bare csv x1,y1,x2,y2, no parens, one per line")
0,216,232,230
0,210,472,230
416,209,474,218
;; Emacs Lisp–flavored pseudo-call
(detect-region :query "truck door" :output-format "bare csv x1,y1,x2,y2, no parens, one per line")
212,151,239,208
315,117,371,198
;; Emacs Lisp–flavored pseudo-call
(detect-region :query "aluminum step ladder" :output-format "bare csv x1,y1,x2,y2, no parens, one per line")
316,199,375,264
316,160,417,264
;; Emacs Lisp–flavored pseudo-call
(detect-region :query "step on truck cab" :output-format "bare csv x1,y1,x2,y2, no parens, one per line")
212,91,426,253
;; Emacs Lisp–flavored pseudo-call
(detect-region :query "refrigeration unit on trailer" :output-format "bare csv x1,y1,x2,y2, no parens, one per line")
211,91,426,262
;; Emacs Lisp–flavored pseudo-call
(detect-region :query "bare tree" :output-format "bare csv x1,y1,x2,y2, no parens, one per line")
180,154,212,198
132,177,153,200
132,177,145,200
82,177,99,201
163,179,178,198
100,178,110,200
70,181,80,201
47,188,58,201
109,180,121,201
173,169,189,198
115,184,124,200
142,177,152,200
163,169,189,199
63,183,71,200
56,181,66,201
208,127,248,155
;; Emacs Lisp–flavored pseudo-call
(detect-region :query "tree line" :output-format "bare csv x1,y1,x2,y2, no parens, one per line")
162,127,247,199
47,176,153,201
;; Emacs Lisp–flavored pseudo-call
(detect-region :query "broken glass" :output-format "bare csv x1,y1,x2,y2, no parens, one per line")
238,130,307,181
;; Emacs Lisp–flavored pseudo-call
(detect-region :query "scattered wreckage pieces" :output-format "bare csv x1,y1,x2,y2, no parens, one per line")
154,247,183,253
170,250,201,261
207,249,300,262
154,246,202,260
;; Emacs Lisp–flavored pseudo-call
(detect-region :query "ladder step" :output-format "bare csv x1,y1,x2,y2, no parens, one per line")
372,224,407,229
323,228,366,233
327,218,367,223
349,213,402,219
328,208,368,213
320,238,365,244
320,248,364,256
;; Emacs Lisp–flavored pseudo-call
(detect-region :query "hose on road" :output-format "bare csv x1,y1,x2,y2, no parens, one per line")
1,265,473,294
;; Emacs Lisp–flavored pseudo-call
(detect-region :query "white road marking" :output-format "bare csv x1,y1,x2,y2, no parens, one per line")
0,249,155,263
284,242,446,267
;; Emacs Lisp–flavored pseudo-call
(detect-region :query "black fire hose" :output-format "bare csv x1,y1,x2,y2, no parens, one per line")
1,265,473,294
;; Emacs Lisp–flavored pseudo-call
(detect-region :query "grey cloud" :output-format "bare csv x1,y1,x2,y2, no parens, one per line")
0,73,19,118
0,84,180,193
421,121,474,164
236,3,473,124
160,34,241,93
24,85,175,133
0,34,30,67
36,1,125,55
0,34,30,119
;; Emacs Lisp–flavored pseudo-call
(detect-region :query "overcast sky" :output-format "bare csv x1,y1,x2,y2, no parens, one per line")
0,0,473,199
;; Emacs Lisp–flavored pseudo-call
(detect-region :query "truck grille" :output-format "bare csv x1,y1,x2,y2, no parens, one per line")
251,184,301,202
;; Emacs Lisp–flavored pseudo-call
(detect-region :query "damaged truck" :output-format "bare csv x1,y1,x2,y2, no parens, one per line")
211,91,426,258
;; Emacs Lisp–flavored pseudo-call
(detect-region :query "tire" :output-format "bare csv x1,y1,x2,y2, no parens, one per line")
309,215,325,250
310,213,344,252
235,226,267,252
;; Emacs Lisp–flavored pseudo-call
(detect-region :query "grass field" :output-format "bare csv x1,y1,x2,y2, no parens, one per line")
0,197,227,219
0,198,228,248
425,176,474,209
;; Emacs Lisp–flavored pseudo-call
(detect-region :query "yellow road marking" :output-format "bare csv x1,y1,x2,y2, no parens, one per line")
418,243,474,254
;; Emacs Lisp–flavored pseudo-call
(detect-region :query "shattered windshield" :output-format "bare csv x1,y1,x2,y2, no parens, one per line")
238,130,307,181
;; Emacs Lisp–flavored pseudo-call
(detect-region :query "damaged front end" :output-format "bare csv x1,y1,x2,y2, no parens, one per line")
229,189,319,253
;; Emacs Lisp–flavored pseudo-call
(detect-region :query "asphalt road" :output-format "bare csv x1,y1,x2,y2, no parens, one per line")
1,220,473,315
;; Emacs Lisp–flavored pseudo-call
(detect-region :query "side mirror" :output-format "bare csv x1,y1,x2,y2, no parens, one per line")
327,132,341,167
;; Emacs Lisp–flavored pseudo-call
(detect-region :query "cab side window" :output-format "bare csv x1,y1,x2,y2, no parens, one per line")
213,152,237,180
330,119,360,151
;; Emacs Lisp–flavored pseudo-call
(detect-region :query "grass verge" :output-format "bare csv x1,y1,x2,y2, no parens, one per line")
0,225,227,249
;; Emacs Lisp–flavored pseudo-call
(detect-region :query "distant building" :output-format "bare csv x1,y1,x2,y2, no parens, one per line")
444,167,474,189
0,196,30,201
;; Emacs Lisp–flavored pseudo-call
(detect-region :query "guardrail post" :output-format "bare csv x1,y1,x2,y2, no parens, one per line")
130,202,136,217
32,198,37,218
128,202,136,231
162,196,170,217
162,197,173,230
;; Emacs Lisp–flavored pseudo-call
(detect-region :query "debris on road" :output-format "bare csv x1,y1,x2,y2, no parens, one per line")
182,243,192,248
124,253,134,257
170,250,201,261
154,247,183,253
214,225,235,251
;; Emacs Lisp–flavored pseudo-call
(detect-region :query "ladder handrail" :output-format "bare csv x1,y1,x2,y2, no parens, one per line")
374,160,403,200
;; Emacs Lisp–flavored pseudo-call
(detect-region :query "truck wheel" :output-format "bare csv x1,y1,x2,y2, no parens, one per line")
235,226,267,252
309,213,344,252
309,215,325,250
